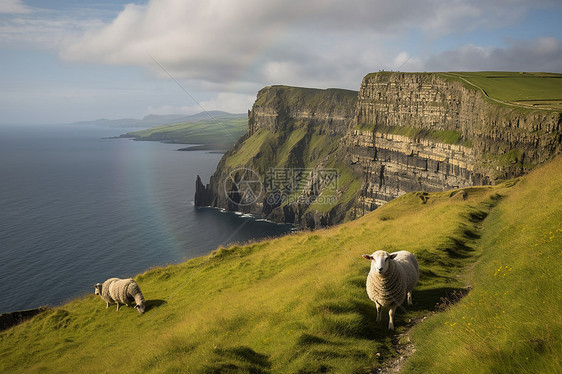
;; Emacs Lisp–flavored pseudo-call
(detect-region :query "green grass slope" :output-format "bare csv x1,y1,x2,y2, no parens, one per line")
123,115,248,150
405,156,562,373
1,157,559,373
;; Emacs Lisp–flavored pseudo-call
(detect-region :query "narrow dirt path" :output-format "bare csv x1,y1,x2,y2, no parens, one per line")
375,318,420,373
373,191,505,373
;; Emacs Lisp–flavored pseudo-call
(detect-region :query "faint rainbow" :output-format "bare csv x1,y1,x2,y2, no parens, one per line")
112,139,181,261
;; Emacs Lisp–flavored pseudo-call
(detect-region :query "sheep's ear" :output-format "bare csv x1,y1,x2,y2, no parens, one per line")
388,253,398,260
362,254,373,260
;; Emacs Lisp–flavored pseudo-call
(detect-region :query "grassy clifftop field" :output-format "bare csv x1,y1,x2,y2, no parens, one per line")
439,71,562,110
1,157,560,373
121,113,247,150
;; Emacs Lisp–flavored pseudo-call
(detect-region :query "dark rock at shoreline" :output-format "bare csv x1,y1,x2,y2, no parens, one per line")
0,307,49,332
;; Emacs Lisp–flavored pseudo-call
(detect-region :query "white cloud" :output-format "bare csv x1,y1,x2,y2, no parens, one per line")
0,6,108,49
2,0,561,123
0,0,30,14
424,37,562,72
59,0,559,90
393,52,425,72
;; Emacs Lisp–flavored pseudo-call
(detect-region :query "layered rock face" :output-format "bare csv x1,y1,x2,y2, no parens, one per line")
196,73,561,226
349,73,561,211
348,130,479,209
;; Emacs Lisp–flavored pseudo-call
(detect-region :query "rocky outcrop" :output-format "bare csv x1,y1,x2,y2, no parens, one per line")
0,307,48,332
194,175,214,207
196,73,562,226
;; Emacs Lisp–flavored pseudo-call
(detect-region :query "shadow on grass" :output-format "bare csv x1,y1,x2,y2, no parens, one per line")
145,299,167,312
289,258,474,372
345,286,470,347
286,278,472,373
313,271,471,336
410,287,469,312
436,236,475,259
202,345,271,374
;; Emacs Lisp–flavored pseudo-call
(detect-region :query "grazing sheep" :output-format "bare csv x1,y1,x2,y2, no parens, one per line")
362,250,419,330
93,278,146,314
109,278,146,314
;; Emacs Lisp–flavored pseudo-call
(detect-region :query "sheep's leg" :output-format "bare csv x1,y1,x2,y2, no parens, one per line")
407,291,413,306
375,301,382,322
106,302,110,308
388,306,396,330
116,302,120,311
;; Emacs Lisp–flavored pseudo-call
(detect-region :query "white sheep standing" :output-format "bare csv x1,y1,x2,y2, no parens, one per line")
362,250,419,330
93,278,146,314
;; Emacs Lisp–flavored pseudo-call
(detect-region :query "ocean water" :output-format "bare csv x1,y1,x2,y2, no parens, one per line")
0,125,292,314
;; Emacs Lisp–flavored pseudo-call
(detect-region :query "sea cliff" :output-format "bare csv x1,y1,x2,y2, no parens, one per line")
348,72,561,211
196,85,359,228
196,72,561,227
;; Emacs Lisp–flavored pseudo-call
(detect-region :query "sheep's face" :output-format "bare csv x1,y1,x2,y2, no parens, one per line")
93,283,102,295
134,304,146,314
362,251,397,274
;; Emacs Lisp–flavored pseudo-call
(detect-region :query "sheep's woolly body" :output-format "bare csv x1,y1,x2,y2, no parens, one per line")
108,278,146,313
364,250,419,330
94,277,146,313
366,253,418,308
99,278,120,307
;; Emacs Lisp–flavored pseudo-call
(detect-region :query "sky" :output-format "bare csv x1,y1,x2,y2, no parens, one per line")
1,0,561,125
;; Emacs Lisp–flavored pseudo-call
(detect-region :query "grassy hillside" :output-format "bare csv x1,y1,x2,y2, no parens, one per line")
122,114,248,150
1,157,560,373
405,156,562,373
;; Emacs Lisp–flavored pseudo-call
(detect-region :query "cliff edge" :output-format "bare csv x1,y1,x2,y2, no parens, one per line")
196,72,561,227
